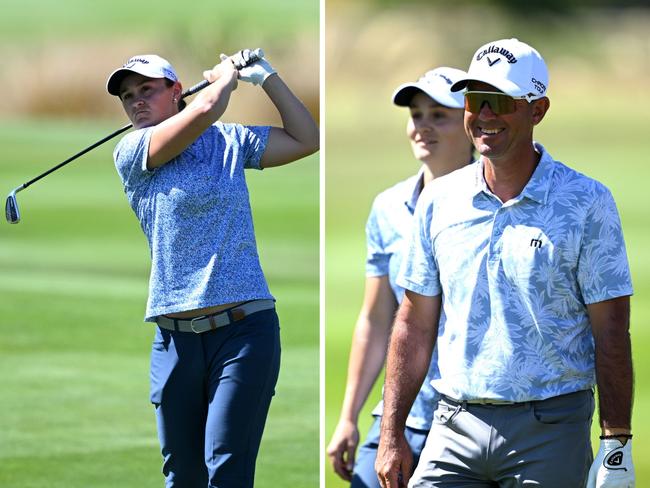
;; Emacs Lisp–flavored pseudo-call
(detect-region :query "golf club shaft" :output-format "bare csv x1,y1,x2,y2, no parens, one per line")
17,124,133,191
17,82,203,191
15,48,265,191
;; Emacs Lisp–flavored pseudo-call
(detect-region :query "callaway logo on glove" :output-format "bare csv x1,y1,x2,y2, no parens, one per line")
587,439,635,487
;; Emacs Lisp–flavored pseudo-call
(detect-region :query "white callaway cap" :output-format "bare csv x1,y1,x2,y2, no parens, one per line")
106,54,179,96
451,38,548,100
393,67,467,109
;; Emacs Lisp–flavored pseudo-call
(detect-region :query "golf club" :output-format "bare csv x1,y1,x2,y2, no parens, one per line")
5,48,264,224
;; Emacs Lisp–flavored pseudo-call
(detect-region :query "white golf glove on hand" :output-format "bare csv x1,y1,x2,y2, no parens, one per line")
587,439,635,487
221,49,276,86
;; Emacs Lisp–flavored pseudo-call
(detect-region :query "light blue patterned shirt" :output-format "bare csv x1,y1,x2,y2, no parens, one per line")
397,143,633,402
366,169,440,430
113,122,274,322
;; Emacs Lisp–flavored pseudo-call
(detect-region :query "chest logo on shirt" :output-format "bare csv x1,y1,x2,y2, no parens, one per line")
530,238,543,249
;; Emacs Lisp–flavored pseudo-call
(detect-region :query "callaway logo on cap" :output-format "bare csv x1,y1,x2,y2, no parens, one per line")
451,38,549,101
106,54,179,96
124,57,150,68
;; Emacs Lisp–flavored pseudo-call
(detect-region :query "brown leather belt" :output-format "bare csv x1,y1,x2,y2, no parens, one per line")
156,299,275,333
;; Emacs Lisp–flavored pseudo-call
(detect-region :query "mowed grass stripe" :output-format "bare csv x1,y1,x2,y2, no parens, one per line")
0,352,155,458
0,269,145,299
0,346,317,486
0,268,318,299
1,118,318,487
0,446,162,488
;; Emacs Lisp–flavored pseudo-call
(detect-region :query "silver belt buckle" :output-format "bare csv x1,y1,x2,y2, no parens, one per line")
190,316,209,333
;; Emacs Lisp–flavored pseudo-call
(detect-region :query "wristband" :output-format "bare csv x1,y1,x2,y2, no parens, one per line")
599,434,633,440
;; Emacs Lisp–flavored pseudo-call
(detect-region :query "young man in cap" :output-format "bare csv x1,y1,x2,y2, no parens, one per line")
375,38,635,488
327,66,474,488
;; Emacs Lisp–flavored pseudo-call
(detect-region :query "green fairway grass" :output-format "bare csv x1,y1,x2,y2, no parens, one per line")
0,118,318,488
325,45,650,488
0,0,317,43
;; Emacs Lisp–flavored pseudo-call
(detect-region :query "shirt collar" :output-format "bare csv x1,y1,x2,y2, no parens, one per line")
472,142,555,205
405,167,426,214
521,142,555,204
471,159,487,197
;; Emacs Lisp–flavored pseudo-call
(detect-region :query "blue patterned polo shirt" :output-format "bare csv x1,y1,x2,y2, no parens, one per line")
397,143,633,402
366,169,440,430
113,122,274,322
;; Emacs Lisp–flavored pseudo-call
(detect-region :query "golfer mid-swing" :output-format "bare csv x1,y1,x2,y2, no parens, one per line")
106,50,318,487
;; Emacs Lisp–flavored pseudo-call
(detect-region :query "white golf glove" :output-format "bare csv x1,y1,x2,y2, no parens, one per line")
587,438,635,487
227,49,276,86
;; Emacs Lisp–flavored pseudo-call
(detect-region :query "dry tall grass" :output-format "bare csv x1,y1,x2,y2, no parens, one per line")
325,5,650,110
0,34,319,125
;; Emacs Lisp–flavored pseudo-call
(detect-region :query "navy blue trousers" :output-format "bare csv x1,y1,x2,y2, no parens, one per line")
150,308,281,488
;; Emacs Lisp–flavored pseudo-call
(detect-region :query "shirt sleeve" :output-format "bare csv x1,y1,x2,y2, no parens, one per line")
113,128,154,192
365,198,389,277
396,188,441,297
241,125,271,170
577,187,633,304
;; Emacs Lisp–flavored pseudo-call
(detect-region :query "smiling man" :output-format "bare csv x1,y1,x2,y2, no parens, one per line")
375,38,635,488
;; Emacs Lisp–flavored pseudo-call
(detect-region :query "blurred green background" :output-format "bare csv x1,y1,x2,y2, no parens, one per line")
325,1,649,487
0,1,318,487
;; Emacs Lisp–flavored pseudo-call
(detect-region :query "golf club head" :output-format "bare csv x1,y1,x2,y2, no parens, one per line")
5,188,22,224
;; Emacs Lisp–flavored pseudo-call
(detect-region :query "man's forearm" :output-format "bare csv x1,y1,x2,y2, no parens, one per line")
589,297,634,432
595,328,634,431
376,292,440,488
381,318,433,433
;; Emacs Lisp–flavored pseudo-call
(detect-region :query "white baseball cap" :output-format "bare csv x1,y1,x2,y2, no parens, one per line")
451,38,548,100
392,67,468,109
106,54,179,96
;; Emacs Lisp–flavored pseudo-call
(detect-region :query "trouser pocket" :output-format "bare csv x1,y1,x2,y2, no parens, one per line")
149,327,179,405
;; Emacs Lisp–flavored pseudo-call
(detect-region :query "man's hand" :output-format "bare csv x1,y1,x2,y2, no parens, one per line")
326,419,360,481
587,439,635,487
375,430,412,488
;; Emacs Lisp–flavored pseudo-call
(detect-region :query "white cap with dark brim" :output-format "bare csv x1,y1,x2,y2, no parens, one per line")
392,67,467,109
106,54,178,96
450,38,548,100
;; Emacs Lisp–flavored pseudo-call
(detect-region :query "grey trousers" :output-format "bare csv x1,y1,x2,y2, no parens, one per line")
409,390,594,488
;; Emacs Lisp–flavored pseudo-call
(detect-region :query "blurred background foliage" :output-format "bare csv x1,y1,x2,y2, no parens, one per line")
326,3,648,105
330,0,650,12
0,0,319,123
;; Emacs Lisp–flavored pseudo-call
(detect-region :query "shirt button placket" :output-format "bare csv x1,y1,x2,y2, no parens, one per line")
488,206,504,264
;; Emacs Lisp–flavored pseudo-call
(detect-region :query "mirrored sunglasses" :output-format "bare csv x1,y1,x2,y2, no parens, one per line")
464,91,529,115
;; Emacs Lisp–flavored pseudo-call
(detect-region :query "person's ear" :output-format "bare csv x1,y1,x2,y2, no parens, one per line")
531,97,550,126
172,82,183,103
